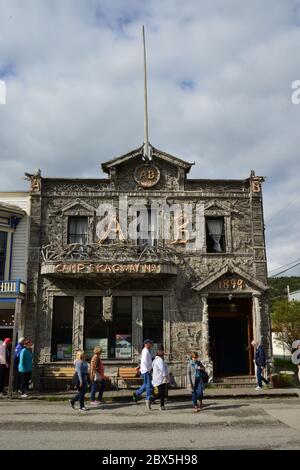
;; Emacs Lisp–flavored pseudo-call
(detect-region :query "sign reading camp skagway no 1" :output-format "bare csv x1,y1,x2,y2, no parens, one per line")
54,263,162,274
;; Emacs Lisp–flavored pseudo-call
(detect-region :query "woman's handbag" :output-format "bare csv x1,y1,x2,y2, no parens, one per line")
94,371,102,382
201,370,209,384
72,372,80,388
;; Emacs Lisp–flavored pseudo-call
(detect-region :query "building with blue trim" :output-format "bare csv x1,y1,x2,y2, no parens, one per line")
0,193,30,341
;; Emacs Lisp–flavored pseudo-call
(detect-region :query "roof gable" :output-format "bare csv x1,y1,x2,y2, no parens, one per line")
101,144,193,173
192,261,268,293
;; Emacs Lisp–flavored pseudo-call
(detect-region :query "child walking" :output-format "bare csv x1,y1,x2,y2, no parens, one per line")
187,351,206,412
152,345,169,411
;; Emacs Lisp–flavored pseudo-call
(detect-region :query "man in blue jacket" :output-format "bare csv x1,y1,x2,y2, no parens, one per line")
251,340,269,390
13,337,25,392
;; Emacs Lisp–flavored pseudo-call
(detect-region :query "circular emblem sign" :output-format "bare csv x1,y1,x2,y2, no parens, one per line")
134,164,160,188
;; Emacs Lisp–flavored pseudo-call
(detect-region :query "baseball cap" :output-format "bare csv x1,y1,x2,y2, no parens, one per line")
4,338,12,344
143,339,153,345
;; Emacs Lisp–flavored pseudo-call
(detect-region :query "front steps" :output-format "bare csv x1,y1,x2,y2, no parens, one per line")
211,375,257,388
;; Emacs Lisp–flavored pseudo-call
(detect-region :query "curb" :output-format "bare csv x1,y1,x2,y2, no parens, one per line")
2,391,299,402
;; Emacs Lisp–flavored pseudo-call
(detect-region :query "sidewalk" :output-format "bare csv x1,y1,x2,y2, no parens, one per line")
2,387,299,401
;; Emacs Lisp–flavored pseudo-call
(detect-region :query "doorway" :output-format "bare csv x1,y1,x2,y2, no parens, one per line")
208,298,253,376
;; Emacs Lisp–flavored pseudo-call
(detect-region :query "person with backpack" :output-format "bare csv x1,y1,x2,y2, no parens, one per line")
152,345,169,411
187,351,206,412
69,350,89,411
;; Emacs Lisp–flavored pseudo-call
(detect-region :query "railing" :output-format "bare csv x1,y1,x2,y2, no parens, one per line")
0,279,26,295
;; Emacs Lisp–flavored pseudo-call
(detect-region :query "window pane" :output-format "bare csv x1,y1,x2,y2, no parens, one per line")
109,297,132,359
143,296,163,349
51,297,74,361
84,297,107,359
68,217,88,244
206,217,225,253
0,232,8,279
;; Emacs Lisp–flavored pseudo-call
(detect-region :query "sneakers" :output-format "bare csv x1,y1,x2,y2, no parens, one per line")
132,393,139,404
80,407,89,411
69,400,75,409
193,406,200,412
145,400,152,410
20,394,28,398
255,386,262,391
159,405,166,411
90,401,100,406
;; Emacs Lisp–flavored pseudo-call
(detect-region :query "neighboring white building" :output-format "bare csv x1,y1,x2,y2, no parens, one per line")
0,192,30,340
288,290,300,302
272,286,300,358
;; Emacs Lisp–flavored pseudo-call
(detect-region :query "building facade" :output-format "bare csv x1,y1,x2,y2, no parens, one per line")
24,145,271,387
0,192,30,342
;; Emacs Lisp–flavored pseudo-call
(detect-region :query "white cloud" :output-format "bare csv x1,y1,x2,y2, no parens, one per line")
0,0,300,274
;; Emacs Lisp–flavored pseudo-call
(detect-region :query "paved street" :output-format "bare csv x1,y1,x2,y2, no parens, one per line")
0,397,299,450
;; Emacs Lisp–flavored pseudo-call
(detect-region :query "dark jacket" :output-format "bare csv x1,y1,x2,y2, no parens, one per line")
14,343,24,368
255,345,266,367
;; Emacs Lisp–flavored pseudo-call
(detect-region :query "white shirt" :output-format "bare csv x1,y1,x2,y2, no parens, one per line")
152,356,169,387
140,347,153,374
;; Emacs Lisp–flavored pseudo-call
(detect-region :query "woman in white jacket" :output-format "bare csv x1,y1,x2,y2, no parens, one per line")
152,345,169,410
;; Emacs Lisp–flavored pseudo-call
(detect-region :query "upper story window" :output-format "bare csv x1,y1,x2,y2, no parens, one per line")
206,217,226,253
0,231,8,280
67,217,88,245
137,207,158,247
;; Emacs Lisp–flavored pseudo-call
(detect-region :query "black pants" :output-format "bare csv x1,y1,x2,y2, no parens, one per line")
0,365,8,393
157,384,167,407
13,368,21,392
72,382,87,409
20,372,31,394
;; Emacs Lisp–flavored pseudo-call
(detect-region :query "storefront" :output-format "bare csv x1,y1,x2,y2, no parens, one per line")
24,145,271,387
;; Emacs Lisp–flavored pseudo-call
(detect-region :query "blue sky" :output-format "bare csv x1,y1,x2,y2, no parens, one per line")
0,0,300,275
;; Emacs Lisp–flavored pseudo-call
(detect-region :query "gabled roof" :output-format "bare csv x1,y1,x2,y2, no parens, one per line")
192,261,268,293
101,143,194,173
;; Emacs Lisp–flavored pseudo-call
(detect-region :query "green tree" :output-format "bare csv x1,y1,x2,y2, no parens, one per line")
271,299,300,350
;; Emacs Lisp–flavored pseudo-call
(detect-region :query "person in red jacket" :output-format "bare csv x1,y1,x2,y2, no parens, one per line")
0,338,12,396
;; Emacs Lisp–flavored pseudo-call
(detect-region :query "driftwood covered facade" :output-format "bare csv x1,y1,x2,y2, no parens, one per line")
24,145,271,388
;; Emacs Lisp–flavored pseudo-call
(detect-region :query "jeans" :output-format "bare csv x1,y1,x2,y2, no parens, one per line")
192,377,203,407
256,366,269,388
72,382,87,409
90,379,105,401
135,372,153,401
20,371,31,394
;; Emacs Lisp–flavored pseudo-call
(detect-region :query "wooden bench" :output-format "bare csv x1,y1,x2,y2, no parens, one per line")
115,367,143,390
39,365,113,392
39,366,74,392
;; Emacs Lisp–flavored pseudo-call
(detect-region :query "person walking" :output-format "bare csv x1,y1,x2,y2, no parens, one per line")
152,345,169,411
13,337,25,393
251,340,269,390
187,351,205,412
90,347,106,406
69,350,89,411
0,338,12,396
18,339,33,398
132,339,154,410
